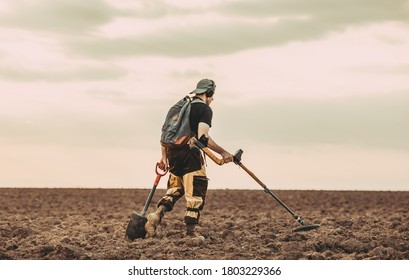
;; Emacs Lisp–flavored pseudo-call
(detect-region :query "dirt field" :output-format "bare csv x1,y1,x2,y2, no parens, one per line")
1,188,408,260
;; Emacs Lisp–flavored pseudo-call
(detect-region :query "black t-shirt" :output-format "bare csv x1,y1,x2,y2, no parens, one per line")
189,97,213,137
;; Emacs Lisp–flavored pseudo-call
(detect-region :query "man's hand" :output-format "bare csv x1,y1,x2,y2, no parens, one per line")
221,151,234,163
158,156,168,171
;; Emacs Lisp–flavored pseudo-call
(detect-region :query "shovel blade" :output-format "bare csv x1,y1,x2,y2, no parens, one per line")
293,224,320,233
125,212,147,241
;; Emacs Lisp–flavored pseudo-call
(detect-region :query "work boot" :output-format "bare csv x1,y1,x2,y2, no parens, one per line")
145,205,166,237
185,224,205,241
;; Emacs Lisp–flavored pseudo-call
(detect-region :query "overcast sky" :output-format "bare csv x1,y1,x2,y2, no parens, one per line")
1,0,408,190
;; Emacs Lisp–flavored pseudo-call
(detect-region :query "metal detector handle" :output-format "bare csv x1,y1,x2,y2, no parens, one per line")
194,138,225,165
202,147,225,165
141,163,168,216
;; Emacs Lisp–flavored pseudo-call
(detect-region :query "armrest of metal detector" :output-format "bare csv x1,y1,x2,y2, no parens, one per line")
194,138,225,165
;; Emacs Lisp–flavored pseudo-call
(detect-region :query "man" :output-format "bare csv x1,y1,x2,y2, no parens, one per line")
145,78,233,239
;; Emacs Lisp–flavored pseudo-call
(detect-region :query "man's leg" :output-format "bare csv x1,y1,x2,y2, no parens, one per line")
145,173,184,237
183,165,208,239
157,173,185,211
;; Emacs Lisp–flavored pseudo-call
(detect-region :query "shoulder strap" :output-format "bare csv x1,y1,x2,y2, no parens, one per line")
191,98,205,104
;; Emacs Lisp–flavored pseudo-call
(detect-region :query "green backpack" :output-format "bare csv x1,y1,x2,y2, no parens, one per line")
160,96,204,148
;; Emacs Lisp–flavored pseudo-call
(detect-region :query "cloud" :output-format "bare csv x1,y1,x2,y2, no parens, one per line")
169,69,212,79
86,89,145,107
352,64,409,75
0,0,129,34
216,92,409,151
2,0,408,58
65,0,409,58
0,103,161,149
108,0,194,19
3,91,407,151
0,0,200,35
0,64,127,82
219,0,409,23
67,17,327,58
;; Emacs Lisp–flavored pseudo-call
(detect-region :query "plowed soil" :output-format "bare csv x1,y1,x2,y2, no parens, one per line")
1,188,408,260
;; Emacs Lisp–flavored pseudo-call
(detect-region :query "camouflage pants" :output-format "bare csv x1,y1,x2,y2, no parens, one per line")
157,145,208,224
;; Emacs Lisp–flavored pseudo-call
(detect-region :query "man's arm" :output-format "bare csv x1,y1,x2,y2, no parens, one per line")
198,122,233,163
158,145,168,171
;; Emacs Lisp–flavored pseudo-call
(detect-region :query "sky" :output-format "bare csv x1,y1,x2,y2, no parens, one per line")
0,0,408,191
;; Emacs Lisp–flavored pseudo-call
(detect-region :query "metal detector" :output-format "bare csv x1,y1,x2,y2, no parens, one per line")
195,138,320,232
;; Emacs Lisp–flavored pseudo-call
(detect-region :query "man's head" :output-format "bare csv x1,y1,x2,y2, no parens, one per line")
191,79,216,97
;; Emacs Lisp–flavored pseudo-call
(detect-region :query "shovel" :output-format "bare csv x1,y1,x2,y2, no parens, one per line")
195,138,320,233
125,163,168,241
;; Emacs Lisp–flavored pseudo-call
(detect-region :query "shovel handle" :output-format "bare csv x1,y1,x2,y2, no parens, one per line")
154,162,168,185
141,163,168,216
155,162,168,176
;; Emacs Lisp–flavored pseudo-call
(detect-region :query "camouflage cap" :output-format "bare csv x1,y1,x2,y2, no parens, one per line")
190,79,215,94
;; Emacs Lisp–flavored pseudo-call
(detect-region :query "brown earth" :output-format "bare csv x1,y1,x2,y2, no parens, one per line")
0,188,408,260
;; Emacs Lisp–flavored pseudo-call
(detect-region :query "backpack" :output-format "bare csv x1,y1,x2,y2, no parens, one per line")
160,96,204,148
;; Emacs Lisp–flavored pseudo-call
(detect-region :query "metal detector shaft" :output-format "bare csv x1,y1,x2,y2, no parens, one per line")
236,161,305,225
